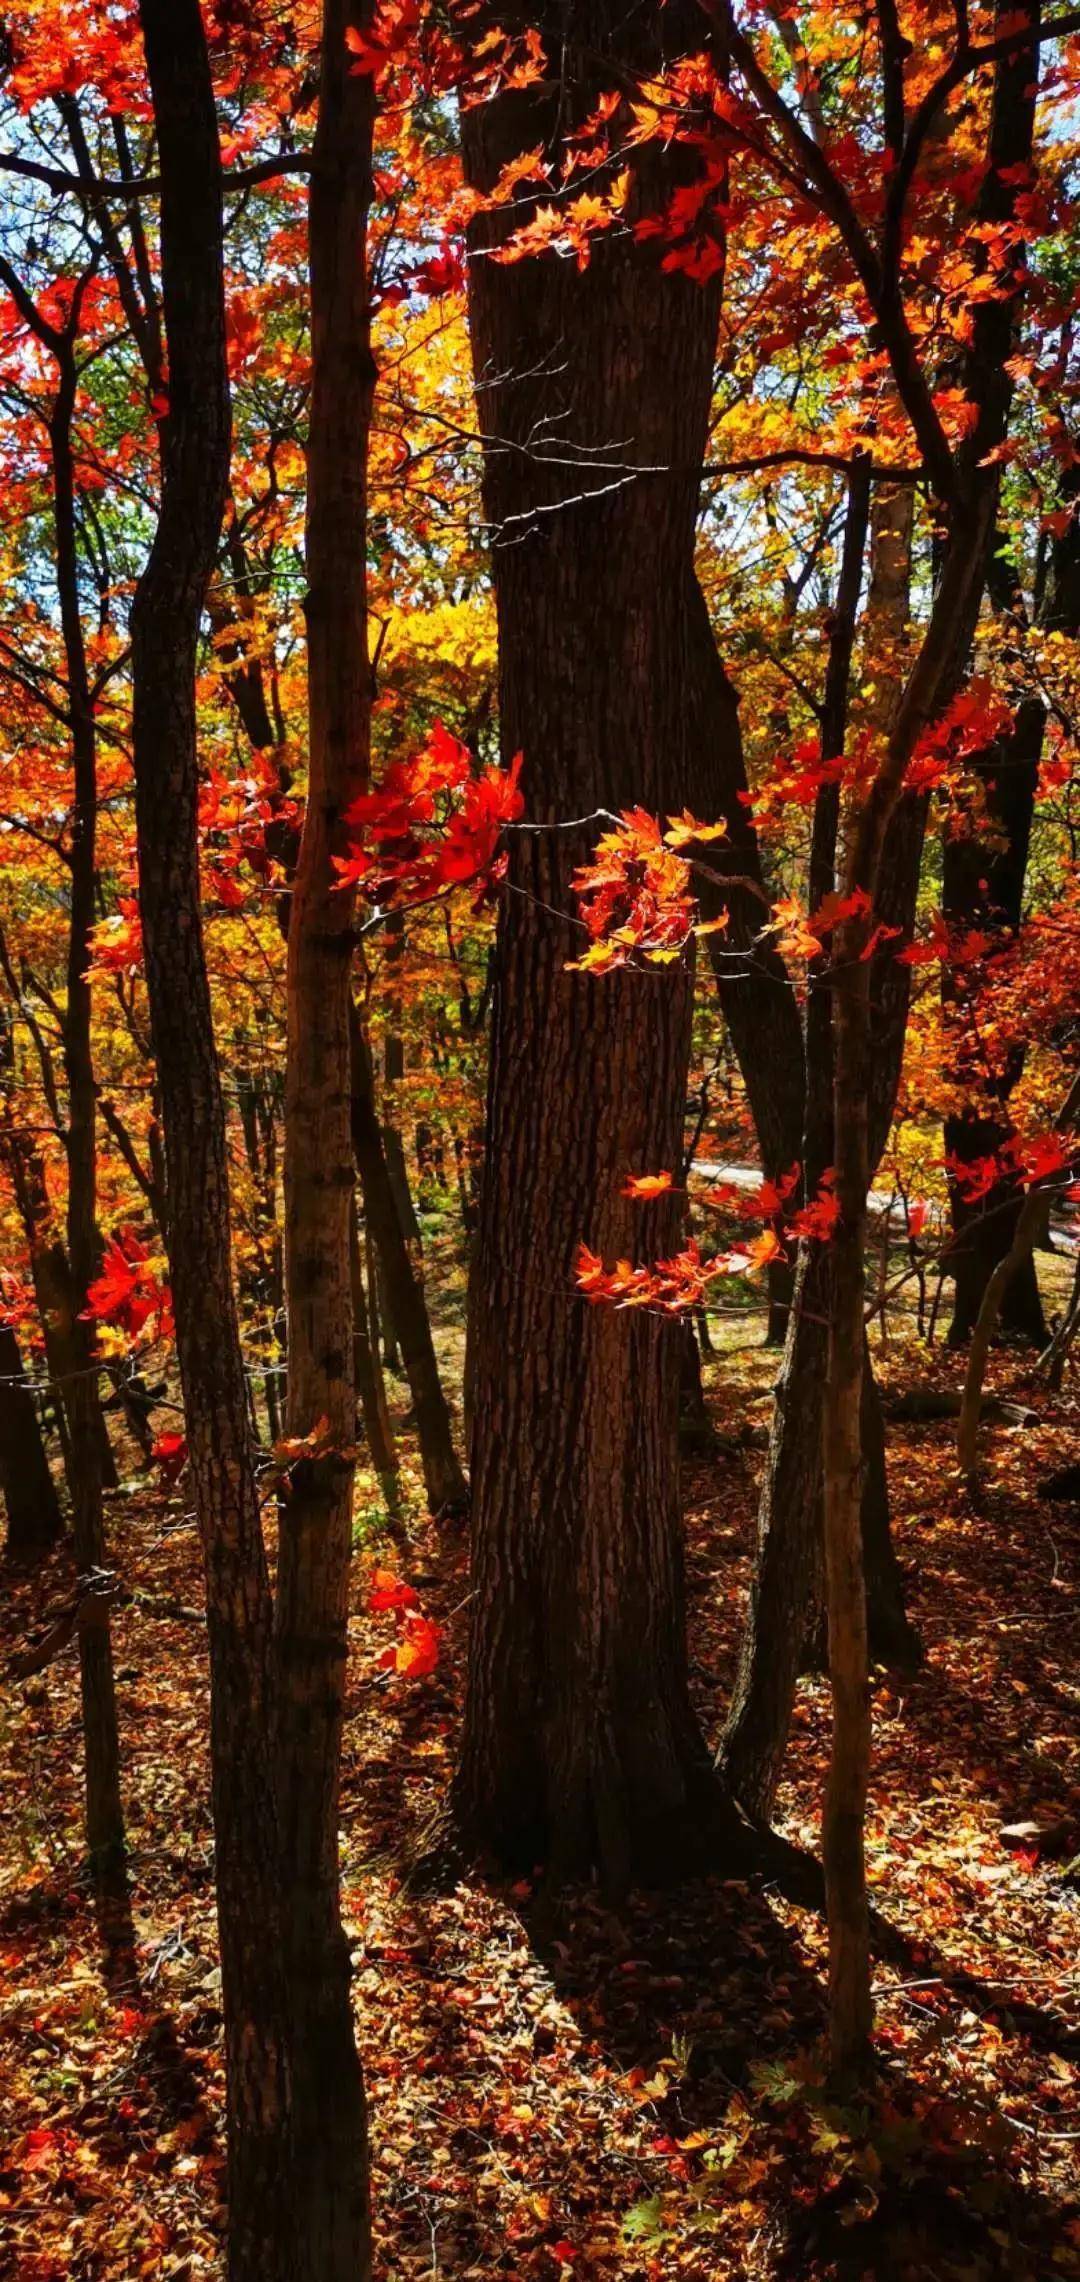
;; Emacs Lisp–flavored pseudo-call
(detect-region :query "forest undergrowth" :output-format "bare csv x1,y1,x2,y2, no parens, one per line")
2,1265,1078,2282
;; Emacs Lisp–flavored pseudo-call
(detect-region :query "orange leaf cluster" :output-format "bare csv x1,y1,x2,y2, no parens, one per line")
567,809,698,973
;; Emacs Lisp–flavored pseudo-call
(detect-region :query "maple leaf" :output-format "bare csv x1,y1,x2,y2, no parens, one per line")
720,1228,784,1275
768,897,825,961
368,1570,420,1614
82,1231,173,1344
663,810,731,849
757,1164,801,1217
808,886,872,936
151,1430,188,1483
272,1416,333,1465
377,1613,440,1679
569,810,696,971
622,1171,675,1199
789,1173,841,1242
85,899,143,981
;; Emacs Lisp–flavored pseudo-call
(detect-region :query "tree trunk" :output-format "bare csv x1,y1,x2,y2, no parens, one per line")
719,1242,830,1817
719,1263,920,1822
943,480,1080,1343
0,1323,62,1559
350,1200,401,1515
49,308,125,1881
858,1355,920,1666
821,925,874,2090
943,683,1046,1346
683,575,807,1188
131,5,295,2273
455,3,730,1881
957,1186,1051,1475
274,1,374,2269
717,470,918,1817
349,998,466,1512
8,1142,115,1493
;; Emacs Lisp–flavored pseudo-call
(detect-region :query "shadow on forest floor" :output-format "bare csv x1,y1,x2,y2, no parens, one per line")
518,1867,1080,2281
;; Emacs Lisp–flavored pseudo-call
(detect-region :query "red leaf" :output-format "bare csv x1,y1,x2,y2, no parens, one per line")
368,1570,420,1614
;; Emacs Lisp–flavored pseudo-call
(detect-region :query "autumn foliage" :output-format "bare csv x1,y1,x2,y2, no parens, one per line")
2,0,1080,2276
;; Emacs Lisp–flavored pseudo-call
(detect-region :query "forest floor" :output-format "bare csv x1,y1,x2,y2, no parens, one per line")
2,1269,1079,2282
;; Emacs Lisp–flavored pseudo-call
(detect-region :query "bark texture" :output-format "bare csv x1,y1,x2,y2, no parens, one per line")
274,1,374,2263
131,5,294,2273
456,0,729,1880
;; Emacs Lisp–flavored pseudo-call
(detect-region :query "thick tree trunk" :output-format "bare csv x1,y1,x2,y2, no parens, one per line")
274,3,374,2271
131,6,295,2275
0,1323,62,1559
455,4,729,1880
350,999,467,1512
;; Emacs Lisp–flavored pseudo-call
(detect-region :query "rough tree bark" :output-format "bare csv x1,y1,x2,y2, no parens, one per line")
455,0,732,1881
273,0,374,2264
130,3,295,2273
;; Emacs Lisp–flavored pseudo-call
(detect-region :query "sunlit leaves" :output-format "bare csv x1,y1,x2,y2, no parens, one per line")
333,723,524,914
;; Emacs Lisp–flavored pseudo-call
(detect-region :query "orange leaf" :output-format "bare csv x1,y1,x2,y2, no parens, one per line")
622,1171,675,1200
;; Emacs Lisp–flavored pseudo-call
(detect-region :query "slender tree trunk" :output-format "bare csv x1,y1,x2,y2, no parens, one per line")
718,471,918,1817
455,3,731,1881
0,1323,62,1559
957,1186,1050,1474
719,1242,829,1815
382,916,422,1247
943,681,1046,1346
350,1199,400,1512
958,1072,1079,1470
815,0,1038,2073
821,926,874,2088
131,6,294,2274
274,0,374,2267
944,491,1080,1343
49,320,125,1880
350,998,466,1512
